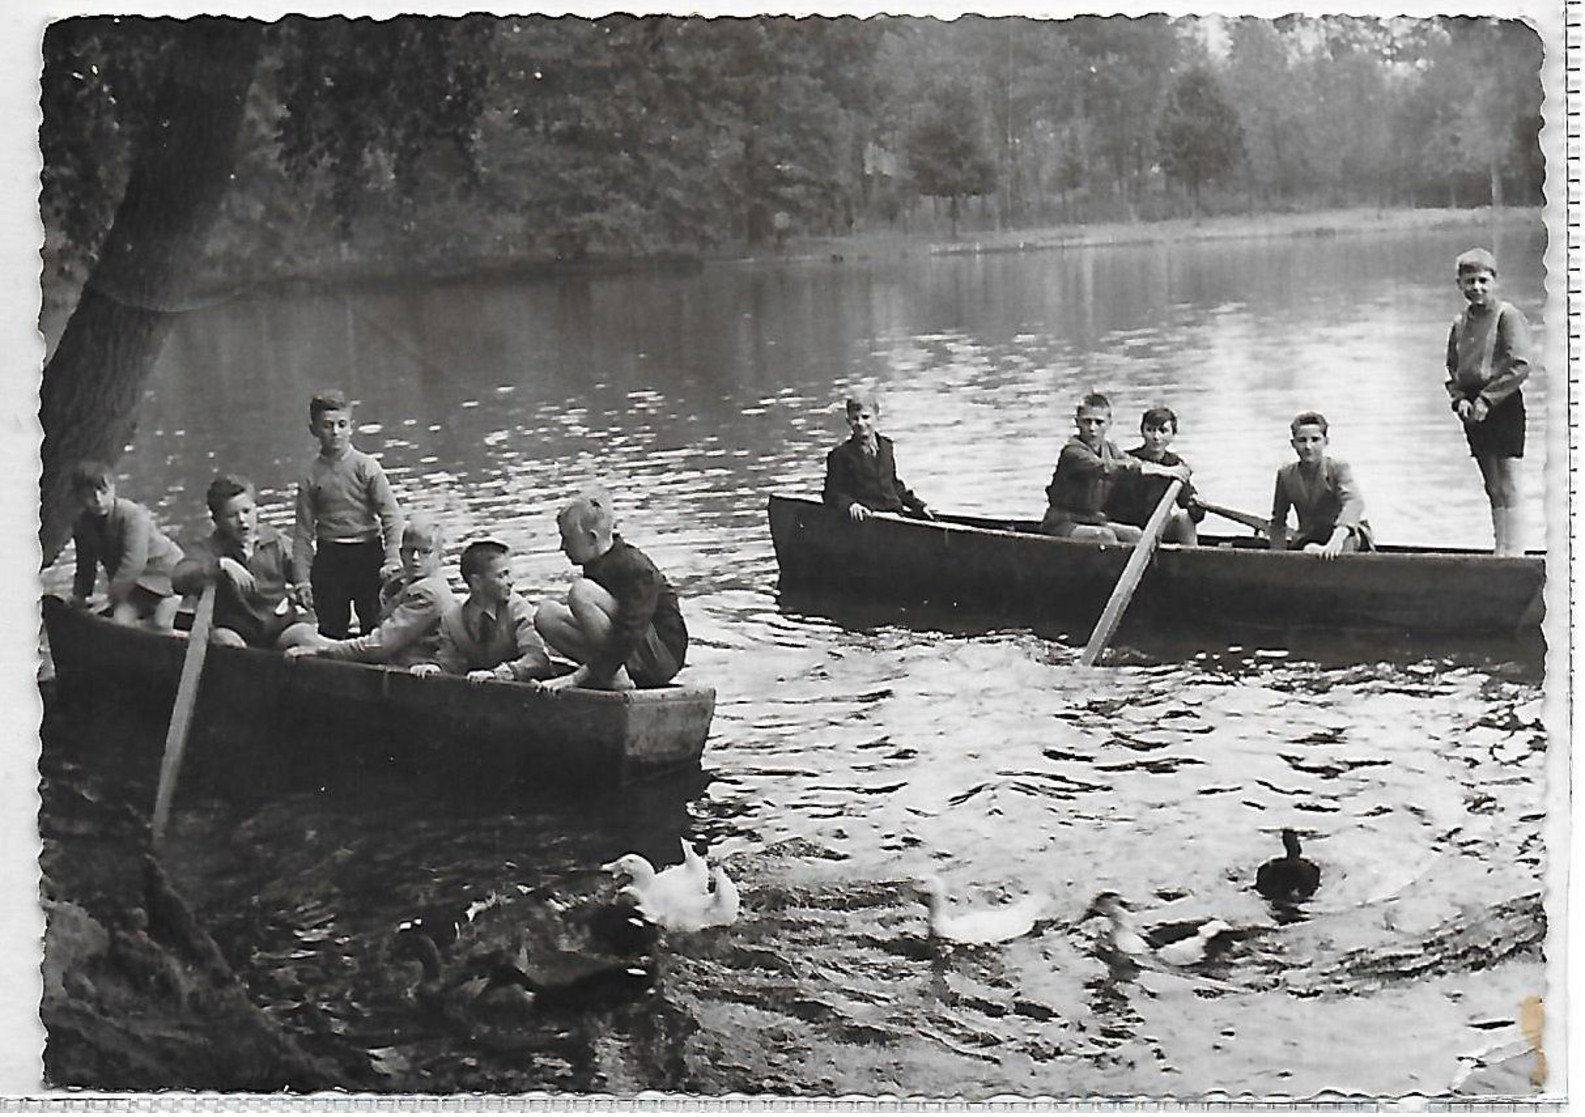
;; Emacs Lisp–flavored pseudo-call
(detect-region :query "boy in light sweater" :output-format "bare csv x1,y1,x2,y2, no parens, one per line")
293,389,404,638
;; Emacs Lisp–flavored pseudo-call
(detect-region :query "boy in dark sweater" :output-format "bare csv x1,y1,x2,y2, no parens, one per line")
822,396,933,523
534,490,687,691
1104,407,1203,545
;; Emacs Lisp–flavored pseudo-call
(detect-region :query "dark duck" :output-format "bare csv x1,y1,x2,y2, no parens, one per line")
1255,829,1321,905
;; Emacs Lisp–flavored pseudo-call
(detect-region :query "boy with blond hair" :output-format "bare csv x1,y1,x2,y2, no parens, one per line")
1444,247,1532,555
534,490,687,690
293,389,404,637
286,514,451,667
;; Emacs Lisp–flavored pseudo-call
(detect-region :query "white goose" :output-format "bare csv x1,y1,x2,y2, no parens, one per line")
914,875,1050,947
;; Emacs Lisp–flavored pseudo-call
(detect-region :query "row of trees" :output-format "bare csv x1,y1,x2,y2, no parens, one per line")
36,15,1546,557
44,15,1543,277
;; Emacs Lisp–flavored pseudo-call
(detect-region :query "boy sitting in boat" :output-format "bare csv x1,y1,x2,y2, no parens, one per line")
410,539,554,684
1040,393,1190,543
534,490,687,691
1443,247,1532,556
822,395,934,523
172,474,320,649
293,389,404,639
285,514,451,666
1104,406,1204,545
1270,412,1373,559
67,460,184,630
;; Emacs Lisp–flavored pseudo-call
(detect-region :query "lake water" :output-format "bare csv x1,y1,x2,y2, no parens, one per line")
66,216,1553,1096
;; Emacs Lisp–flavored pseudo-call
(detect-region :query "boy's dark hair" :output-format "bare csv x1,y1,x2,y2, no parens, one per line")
844,395,879,418
460,539,510,583
69,460,114,494
1141,406,1178,432
205,473,255,516
1078,392,1112,414
1290,411,1329,436
309,390,351,420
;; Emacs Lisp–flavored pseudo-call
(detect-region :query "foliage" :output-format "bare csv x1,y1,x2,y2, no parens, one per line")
901,76,997,234
1156,66,1245,208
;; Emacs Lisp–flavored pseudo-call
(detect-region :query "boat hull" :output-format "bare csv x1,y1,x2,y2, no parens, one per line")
768,495,1545,638
42,595,714,789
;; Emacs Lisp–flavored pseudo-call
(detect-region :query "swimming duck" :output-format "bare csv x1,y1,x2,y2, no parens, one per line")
391,924,656,1018
1255,829,1321,904
604,845,740,933
913,875,1049,947
1081,892,1242,967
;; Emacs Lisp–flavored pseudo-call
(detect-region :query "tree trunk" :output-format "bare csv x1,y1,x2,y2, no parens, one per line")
1490,157,1504,209
40,19,262,563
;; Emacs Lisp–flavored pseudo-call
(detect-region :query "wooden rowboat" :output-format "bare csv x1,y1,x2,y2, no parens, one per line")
42,594,715,789
769,495,1545,639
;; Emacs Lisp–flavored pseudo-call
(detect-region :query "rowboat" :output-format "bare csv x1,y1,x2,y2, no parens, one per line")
41,594,715,789
768,495,1545,639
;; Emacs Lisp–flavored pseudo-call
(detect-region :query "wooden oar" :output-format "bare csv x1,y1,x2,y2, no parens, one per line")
152,583,216,849
1080,480,1183,667
1200,501,1271,537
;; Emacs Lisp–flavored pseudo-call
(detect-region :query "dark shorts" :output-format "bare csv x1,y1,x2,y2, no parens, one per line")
125,583,171,617
627,624,685,688
1464,391,1525,460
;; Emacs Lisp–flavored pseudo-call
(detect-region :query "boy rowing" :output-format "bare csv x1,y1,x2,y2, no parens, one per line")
1104,406,1203,546
1040,393,1189,543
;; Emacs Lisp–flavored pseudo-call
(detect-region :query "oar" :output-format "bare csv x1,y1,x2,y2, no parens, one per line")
1080,480,1183,667
1200,501,1271,537
152,583,216,849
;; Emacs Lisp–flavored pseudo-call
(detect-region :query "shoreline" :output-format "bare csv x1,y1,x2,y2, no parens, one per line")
214,205,1540,297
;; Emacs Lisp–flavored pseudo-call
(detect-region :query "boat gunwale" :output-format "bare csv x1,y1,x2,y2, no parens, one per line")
770,495,1544,566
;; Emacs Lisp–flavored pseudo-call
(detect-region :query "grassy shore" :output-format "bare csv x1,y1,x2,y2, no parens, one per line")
749,205,1541,267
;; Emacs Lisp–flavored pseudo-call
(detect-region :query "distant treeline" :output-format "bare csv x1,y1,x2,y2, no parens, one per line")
44,14,1543,277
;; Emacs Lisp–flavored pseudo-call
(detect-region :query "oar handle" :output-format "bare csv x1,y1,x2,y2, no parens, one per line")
1200,501,1271,537
1080,479,1183,667
153,583,217,849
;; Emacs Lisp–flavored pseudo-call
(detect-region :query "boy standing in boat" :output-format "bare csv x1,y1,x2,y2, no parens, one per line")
1105,406,1203,545
534,490,687,690
1270,412,1372,559
172,474,320,649
1444,247,1531,556
293,390,404,638
286,514,451,667
410,539,554,684
67,461,184,630
823,396,934,523
1040,393,1189,543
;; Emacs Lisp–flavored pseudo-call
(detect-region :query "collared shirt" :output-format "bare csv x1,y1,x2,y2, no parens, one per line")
320,569,451,667
822,434,927,515
429,592,552,681
1272,457,1371,547
1044,437,1140,525
293,446,404,571
172,524,301,647
1445,300,1531,406
580,536,687,681
72,497,182,603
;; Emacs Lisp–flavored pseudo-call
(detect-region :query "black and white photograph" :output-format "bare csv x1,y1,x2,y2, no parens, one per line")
14,0,1570,1102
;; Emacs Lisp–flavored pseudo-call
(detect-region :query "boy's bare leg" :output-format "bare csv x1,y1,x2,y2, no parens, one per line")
1476,455,1522,555
1164,510,1198,546
560,581,635,689
534,599,589,664
149,595,181,631
1109,523,1143,544
211,627,248,648
109,600,141,627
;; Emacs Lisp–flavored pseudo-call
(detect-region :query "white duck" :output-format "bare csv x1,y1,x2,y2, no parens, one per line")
1081,891,1243,966
603,842,739,933
914,875,1050,947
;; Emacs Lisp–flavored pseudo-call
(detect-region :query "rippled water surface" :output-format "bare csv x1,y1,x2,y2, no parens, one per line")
74,217,1554,1096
